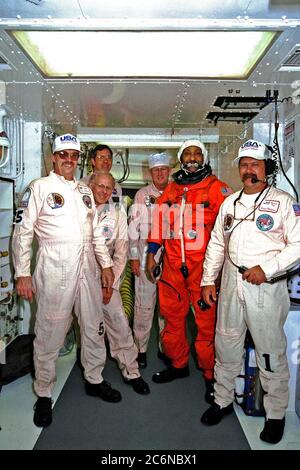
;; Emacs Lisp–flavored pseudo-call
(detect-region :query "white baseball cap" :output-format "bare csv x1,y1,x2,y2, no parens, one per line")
177,139,208,165
148,152,170,169
233,139,270,165
52,133,81,153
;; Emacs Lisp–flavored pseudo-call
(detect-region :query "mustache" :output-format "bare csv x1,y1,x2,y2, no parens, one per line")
183,161,200,168
242,173,257,181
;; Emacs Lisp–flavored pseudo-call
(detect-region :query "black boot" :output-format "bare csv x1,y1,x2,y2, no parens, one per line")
201,403,233,426
157,350,171,366
137,352,147,369
152,365,189,383
204,379,215,405
260,417,285,444
33,397,52,427
85,380,122,403
76,347,84,371
124,376,150,395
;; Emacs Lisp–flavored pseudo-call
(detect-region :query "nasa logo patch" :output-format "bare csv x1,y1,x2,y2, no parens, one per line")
46,193,65,209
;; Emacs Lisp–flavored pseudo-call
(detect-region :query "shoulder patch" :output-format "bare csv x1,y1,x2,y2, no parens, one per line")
221,187,233,197
82,195,92,209
20,187,31,208
224,214,234,231
293,203,300,217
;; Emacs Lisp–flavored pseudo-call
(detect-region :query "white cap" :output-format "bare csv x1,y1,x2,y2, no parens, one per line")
233,139,270,166
177,139,208,165
148,152,170,169
52,133,81,153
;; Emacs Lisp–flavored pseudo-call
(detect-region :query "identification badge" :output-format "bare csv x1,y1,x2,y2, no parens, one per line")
259,200,280,213
78,184,91,195
101,218,115,240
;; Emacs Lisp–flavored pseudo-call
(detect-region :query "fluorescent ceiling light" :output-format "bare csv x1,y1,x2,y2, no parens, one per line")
77,137,218,148
10,30,277,79
77,127,219,147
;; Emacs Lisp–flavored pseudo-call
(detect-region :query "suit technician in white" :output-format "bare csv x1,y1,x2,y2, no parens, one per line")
200,139,300,444
89,171,150,395
81,143,122,204
128,152,171,368
12,133,122,429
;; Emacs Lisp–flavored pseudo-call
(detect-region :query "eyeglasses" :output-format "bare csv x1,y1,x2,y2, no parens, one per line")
55,151,80,161
94,154,112,160
92,182,113,192
151,167,169,174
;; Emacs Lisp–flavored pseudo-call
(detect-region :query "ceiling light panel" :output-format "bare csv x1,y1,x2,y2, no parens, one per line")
10,30,278,79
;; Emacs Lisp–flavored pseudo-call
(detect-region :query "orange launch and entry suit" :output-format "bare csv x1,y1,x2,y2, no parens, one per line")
148,175,231,379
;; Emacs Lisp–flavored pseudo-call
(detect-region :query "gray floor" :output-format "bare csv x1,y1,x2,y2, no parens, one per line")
34,318,250,450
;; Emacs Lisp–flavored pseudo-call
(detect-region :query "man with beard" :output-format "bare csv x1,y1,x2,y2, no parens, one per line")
146,140,231,404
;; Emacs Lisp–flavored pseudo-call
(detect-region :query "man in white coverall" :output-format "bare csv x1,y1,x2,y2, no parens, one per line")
200,139,300,444
128,152,171,368
81,144,122,203
12,133,122,429
89,171,150,395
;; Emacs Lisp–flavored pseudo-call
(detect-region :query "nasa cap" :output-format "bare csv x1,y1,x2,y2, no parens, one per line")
233,139,270,165
52,134,81,153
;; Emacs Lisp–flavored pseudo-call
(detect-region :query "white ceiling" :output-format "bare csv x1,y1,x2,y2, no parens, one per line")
0,0,299,145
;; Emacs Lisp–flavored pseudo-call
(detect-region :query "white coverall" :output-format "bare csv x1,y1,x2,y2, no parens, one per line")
201,185,300,419
12,171,113,397
97,204,140,379
128,183,163,353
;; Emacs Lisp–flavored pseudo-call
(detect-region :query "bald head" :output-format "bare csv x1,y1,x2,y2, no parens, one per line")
89,171,115,205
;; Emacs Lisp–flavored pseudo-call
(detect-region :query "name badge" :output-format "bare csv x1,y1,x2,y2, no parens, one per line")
259,200,280,213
